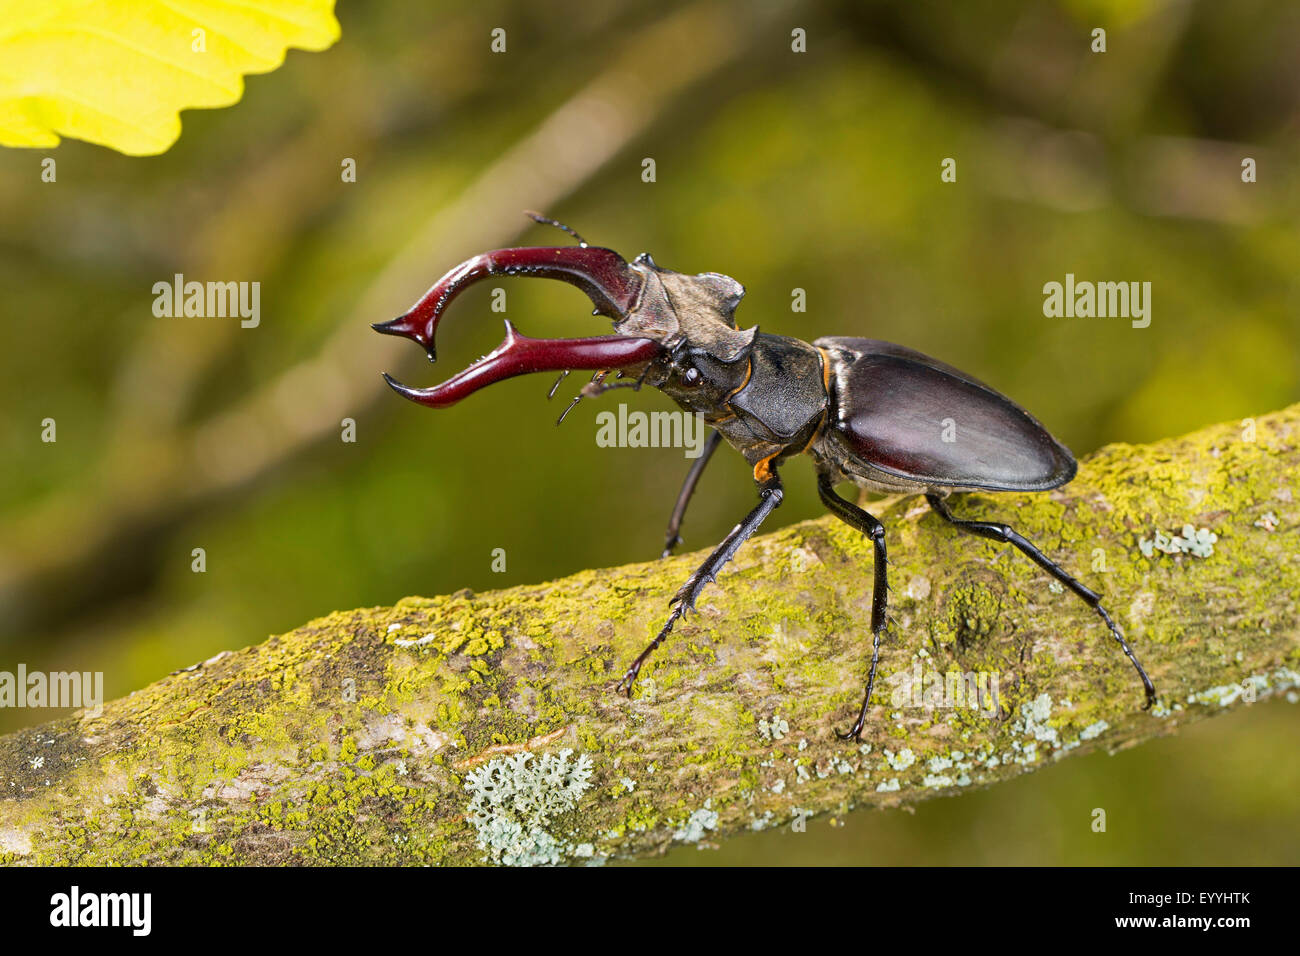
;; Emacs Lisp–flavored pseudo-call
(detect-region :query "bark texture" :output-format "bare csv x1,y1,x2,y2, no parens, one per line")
2,406,1298,865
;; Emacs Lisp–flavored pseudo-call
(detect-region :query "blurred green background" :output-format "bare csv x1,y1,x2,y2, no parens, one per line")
1,0,1297,864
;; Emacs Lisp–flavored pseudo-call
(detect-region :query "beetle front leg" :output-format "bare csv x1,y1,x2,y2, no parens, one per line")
817,473,889,741
618,468,784,696
660,430,722,558
925,493,1157,708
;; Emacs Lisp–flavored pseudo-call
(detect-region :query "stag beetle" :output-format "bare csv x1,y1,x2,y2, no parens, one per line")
375,213,1156,740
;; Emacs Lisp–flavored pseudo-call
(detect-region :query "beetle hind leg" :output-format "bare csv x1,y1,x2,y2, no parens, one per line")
817,473,890,742
925,493,1157,708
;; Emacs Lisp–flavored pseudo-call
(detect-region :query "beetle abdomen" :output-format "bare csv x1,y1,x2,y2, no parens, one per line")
815,337,1076,493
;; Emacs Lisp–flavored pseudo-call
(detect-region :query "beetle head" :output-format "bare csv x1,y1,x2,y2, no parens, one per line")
616,252,756,362
374,216,758,408
645,340,752,416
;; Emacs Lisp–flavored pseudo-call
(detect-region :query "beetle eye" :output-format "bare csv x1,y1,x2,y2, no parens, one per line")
681,366,702,387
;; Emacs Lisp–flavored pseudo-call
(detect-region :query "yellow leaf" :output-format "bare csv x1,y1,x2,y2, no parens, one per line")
0,0,340,156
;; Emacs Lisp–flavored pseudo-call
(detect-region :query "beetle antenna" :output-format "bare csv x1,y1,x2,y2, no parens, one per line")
525,210,589,247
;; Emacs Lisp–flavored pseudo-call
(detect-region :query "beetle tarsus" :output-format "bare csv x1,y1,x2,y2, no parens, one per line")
924,493,1159,709
617,606,684,697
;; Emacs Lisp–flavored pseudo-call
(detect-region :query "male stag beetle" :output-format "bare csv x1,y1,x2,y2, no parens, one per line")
375,213,1156,740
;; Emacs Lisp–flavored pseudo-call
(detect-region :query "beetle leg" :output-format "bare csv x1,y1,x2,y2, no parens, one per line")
660,430,723,558
546,370,570,399
555,370,608,426
556,366,657,425
817,473,889,741
925,493,1157,708
579,363,653,399
617,469,784,697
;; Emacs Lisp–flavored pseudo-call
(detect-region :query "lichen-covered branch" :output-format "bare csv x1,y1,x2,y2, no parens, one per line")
2,406,1298,866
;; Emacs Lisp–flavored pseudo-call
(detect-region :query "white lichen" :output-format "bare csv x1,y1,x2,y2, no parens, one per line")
1138,524,1218,559
758,714,789,741
1188,669,1299,708
393,632,437,648
1015,693,1059,754
463,748,594,866
1253,511,1279,531
0,828,33,856
674,804,719,843
789,546,821,572
1076,720,1107,740
883,747,915,771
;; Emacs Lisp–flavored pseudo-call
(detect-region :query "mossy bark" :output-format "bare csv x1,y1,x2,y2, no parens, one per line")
2,406,1298,866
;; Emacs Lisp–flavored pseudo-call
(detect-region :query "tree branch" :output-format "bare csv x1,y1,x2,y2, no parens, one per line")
2,405,1297,865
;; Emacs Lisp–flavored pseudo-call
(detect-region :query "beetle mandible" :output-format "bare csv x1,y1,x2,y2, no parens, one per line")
374,213,1156,740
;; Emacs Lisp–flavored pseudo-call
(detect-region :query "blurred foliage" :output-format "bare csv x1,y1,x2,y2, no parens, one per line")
0,0,1296,864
